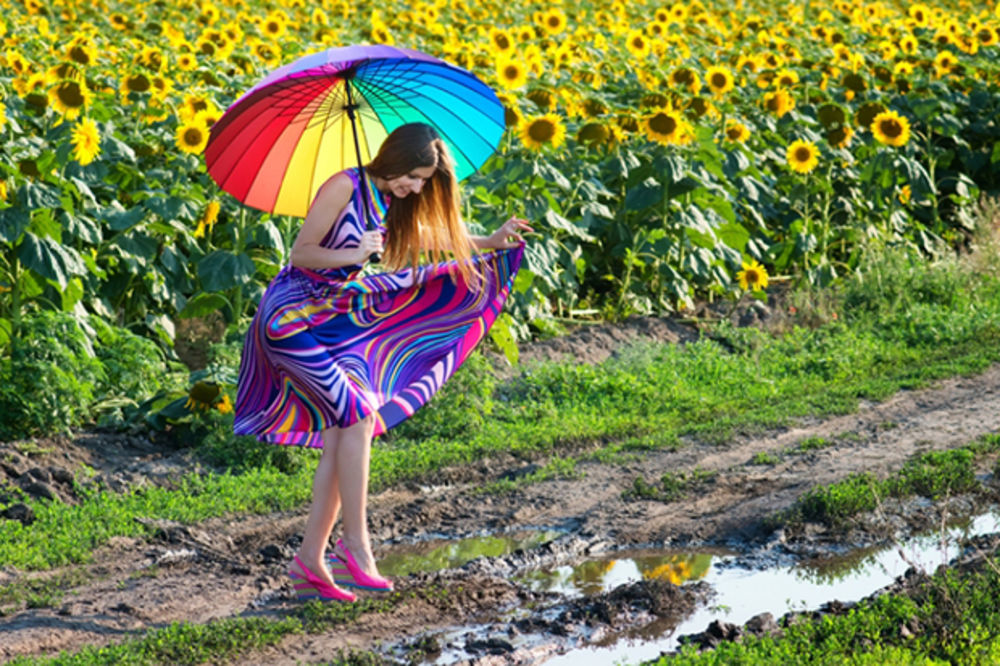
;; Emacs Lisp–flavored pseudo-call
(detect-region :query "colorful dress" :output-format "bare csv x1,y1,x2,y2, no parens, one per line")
234,167,523,447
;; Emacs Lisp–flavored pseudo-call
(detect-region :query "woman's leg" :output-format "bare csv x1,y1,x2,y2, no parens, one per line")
334,413,382,575
290,426,343,582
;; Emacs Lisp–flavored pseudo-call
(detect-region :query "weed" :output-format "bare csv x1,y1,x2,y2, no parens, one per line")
796,436,833,452
751,451,781,466
625,467,716,502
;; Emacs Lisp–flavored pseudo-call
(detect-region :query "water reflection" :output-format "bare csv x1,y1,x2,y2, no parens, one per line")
378,530,562,578
520,552,716,596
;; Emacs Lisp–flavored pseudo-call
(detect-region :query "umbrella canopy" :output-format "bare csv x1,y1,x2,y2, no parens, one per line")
205,44,505,218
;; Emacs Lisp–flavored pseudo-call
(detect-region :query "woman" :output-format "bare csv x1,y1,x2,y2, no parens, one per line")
234,123,531,602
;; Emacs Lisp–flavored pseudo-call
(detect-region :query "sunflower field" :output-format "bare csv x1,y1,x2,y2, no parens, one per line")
1,0,999,356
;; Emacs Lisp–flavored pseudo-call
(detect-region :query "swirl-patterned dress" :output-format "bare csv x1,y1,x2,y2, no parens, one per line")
234,167,523,447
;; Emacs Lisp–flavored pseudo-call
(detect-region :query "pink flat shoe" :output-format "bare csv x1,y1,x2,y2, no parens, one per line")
328,539,394,592
289,554,356,602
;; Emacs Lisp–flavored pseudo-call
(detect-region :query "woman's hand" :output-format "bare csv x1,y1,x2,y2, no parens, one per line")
355,230,384,263
487,217,534,249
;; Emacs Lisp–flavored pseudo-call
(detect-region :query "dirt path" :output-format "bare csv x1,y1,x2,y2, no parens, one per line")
2,359,999,663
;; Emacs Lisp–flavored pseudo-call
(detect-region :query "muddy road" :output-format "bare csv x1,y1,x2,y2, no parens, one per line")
2,322,1000,664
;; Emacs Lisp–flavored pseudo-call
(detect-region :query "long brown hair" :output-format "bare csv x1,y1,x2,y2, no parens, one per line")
365,123,478,284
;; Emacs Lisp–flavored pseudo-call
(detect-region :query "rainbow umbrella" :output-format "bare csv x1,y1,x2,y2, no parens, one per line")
205,44,505,222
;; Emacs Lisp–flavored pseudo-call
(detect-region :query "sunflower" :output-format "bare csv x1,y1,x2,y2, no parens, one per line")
826,125,854,149
516,25,536,42
933,50,957,76
898,184,912,205
0,102,7,133
786,139,819,174
724,120,750,143
496,57,528,90
644,108,692,146
871,109,911,146
626,29,651,59
899,34,919,55
976,26,998,47
705,65,734,97
185,381,221,411
121,70,152,101
49,79,90,119
737,260,769,291
71,117,101,165
194,199,221,238
541,8,567,35
526,88,556,111
519,113,566,150
109,13,129,31
176,52,198,71
763,89,795,118
216,393,233,415
908,3,931,27
261,13,287,39
5,49,30,76
66,38,97,67
669,67,701,94
195,108,220,131
489,27,515,55
774,68,799,88
176,119,209,154
577,121,611,147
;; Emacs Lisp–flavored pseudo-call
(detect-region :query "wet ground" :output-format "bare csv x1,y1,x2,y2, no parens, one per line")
2,320,1000,664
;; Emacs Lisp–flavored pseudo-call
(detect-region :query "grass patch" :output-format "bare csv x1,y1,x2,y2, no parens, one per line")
751,451,781,466
0,569,92,615
774,433,1000,527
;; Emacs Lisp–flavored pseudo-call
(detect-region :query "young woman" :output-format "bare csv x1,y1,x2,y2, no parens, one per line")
234,122,531,602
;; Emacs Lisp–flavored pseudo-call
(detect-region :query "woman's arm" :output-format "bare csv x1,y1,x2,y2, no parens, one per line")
290,174,382,269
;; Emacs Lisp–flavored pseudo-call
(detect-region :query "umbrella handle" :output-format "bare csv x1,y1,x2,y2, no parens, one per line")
368,252,381,264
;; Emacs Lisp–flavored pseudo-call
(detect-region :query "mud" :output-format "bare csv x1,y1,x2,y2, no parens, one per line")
1,316,1000,664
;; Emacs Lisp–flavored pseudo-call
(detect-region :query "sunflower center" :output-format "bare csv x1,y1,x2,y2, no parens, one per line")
673,69,693,85
794,146,812,162
879,118,902,138
649,113,677,135
126,74,151,92
547,16,561,28
744,269,762,286
183,127,205,146
631,36,645,49
503,65,520,80
726,125,743,140
495,34,510,50
528,119,556,143
69,46,91,65
56,82,85,108
711,72,728,88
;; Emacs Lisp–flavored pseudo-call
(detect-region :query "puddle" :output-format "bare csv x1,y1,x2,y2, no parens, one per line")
531,511,1000,665
379,530,562,578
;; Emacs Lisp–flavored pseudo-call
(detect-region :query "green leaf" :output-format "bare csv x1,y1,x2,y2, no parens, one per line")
104,202,147,232
63,211,102,244
28,208,62,241
17,232,87,289
0,206,31,244
718,222,750,253
146,196,200,222
513,268,534,294
488,313,519,367
543,209,596,242
22,181,62,210
198,250,257,292
179,292,232,318
625,178,661,213
61,276,85,311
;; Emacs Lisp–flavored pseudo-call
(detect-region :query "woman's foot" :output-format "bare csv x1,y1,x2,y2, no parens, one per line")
289,552,356,602
329,537,393,591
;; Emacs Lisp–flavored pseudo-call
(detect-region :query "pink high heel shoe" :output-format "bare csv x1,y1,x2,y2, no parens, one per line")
288,554,357,602
328,539,394,591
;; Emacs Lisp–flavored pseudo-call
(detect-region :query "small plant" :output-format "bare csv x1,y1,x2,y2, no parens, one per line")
625,467,716,502
796,436,833,452
751,451,781,466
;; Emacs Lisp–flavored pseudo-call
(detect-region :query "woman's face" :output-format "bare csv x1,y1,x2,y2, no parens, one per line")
386,164,436,198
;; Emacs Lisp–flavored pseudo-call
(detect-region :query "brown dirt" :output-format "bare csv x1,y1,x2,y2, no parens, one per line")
2,316,1000,664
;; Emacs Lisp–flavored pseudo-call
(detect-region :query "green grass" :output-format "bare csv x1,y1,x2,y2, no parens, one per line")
774,433,1000,527
624,467,717,503
4,586,441,665
650,545,1000,664
3,243,1000,571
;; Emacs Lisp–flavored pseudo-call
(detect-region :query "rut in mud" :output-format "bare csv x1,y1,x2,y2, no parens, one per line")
2,317,1000,664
